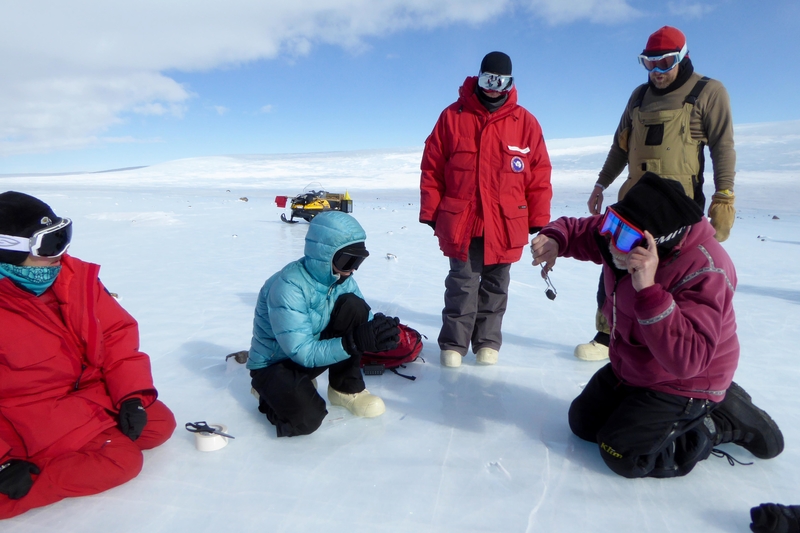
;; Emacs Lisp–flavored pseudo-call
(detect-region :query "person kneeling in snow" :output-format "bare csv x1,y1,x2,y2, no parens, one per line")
247,211,400,437
530,173,783,478
0,191,176,519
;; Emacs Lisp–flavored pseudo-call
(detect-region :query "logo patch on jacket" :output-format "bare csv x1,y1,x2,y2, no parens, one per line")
511,156,524,173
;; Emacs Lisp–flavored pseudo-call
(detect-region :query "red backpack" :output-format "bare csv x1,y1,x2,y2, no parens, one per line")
361,324,425,380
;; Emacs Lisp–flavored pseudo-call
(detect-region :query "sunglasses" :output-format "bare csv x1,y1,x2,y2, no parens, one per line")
332,248,369,272
0,217,73,258
478,72,514,93
599,208,645,253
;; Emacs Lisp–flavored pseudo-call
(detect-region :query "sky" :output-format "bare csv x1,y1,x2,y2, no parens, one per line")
1,0,799,174
0,122,798,532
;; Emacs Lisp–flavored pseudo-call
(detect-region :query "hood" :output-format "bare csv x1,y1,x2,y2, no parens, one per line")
302,211,367,286
457,76,518,116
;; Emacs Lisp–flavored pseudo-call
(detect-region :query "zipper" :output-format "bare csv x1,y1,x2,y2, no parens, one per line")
74,363,87,391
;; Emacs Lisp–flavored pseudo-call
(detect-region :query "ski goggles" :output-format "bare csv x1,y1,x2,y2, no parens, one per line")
638,43,687,73
332,246,369,272
478,72,514,93
599,208,645,253
0,217,73,258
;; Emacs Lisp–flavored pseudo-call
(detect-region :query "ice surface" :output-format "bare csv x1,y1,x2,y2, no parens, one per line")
1,123,799,532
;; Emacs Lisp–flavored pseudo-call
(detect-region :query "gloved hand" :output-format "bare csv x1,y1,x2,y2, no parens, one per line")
422,220,436,231
708,190,735,242
0,459,40,500
345,313,400,355
118,398,148,441
750,503,800,533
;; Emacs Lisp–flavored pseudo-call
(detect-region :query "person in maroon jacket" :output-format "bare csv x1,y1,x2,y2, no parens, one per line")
0,191,176,518
420,51,552,368
530,173,782,478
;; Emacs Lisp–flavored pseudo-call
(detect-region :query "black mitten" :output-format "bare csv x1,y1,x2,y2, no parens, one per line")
0,459,40,500
751,503,800,533
345,314,401,355
118,398,148,441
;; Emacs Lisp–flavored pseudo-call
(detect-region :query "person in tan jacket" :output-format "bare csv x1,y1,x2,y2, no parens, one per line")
575,26,737,362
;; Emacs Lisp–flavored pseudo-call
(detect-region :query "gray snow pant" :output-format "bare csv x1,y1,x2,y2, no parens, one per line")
438,237,511,355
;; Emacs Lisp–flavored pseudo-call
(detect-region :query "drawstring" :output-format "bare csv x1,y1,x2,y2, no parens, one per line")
711,448,753,466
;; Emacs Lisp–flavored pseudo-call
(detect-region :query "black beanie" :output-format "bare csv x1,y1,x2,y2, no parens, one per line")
0,191,60,265
610,173,703,251
480,51,512,75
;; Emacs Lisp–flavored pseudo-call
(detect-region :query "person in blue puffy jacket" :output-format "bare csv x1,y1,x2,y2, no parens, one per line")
247,211,400,437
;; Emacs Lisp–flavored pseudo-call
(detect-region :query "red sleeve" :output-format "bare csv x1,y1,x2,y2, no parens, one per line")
523,115,552,229
419,110,450,223
94,280,158,410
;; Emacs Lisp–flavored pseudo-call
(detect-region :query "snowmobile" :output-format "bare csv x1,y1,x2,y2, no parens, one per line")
275,190,353,223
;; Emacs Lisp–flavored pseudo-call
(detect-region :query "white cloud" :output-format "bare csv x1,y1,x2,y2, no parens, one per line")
260,105,274,114
0,0,637,156
213,106,230,116
668,1,716,19
526,0,640,24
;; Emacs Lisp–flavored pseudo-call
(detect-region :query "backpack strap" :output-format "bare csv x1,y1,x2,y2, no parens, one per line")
632,83,649,109
684,76,711,105
390,365,417,381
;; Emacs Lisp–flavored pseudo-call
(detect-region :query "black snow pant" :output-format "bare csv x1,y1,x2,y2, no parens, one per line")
569,363,717,478
250,293,370,437
438,237,511,355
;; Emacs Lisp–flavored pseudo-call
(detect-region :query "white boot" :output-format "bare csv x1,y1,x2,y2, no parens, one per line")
440,349,463,368
475,347,499,365
327,386,385,418
574,340,609,361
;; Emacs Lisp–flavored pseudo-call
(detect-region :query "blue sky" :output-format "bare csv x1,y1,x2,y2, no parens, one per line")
1,0,798,174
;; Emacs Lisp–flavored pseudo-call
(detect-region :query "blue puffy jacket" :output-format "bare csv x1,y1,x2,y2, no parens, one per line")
247,212,370,370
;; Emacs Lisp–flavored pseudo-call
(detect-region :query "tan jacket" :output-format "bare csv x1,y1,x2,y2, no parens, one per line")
598,71,736,198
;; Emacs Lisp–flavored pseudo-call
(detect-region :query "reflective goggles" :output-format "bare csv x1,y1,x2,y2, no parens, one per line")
478,72,514,93
0,217,73,258
332,248,369,272
638,43,687,73
599,208,645,253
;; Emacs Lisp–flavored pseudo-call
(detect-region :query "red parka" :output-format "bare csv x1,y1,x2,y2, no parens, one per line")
541,216,738,402
0,255,158,461
420,76,552,264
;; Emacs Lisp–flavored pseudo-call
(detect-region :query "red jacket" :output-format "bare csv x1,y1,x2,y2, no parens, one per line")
541,217,738,402
0,255,158,461
420,76,552,264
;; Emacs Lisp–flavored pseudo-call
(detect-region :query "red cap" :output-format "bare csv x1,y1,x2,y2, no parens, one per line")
643,26,686,55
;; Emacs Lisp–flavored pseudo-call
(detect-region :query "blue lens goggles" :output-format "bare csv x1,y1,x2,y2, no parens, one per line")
599,208,645,253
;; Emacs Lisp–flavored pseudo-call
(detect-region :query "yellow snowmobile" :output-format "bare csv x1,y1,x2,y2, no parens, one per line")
275,190,353,223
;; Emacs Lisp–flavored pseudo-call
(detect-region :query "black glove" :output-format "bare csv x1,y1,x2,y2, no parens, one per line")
344,313,400,355
422,220,435,231
0,459,40,500
118,398,148,441
529,226,542,235
751,504,800,533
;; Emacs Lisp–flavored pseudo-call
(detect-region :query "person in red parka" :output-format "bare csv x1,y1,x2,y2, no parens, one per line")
0,191,176,519
419,51,552,368
531,173,783,478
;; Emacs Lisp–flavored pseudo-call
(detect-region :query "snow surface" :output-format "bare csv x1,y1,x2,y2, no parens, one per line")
2,121,799,533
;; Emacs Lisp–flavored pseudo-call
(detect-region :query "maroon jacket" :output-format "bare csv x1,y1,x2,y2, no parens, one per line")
541,216,738,402
420,76,552,264
0,255,158,461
